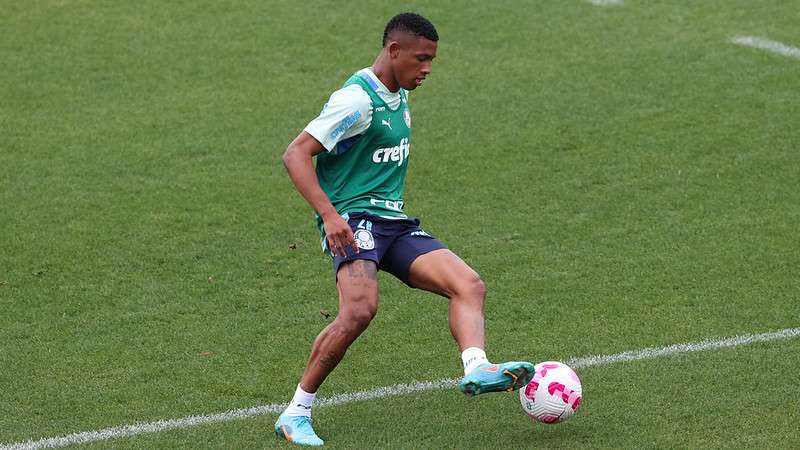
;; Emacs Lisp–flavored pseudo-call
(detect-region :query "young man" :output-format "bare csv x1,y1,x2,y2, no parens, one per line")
277,13,534,446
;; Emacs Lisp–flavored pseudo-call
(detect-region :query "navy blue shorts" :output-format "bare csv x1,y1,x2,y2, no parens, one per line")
331,212,447,286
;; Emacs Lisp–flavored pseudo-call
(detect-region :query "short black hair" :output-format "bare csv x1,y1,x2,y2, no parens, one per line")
382,13,439,47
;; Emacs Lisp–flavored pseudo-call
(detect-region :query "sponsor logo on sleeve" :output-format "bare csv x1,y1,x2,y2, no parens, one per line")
329,110,362,140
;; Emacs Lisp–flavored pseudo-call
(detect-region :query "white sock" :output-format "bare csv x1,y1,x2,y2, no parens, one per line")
461,347,490,375
284,384,316,417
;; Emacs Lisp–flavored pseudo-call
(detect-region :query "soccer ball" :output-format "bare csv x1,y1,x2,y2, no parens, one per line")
519,361,582,424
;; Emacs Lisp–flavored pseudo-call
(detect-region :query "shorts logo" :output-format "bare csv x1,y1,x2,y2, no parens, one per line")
403,109,411,128
353,229,375,250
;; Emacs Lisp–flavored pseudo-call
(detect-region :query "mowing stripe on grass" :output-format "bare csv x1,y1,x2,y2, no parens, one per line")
731,36,800,60
2,328,798,450
587,0,624,6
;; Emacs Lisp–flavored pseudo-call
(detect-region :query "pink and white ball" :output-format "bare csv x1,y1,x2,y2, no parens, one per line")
519,361,582,424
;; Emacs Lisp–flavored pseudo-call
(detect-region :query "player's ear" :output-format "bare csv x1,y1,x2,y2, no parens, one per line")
387,41,401,58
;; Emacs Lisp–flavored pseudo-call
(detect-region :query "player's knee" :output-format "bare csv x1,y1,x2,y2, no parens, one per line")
354,307,377,328
337,311,375,336
339,297,378,333
455,270,485,298
468,275,487,300
443,273,484,302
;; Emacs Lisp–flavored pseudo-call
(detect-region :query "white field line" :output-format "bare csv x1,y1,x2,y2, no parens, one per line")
2,327,799,450
732,36,800,60
588,0,624,6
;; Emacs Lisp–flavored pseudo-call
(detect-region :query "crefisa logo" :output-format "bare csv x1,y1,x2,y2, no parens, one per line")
372,138,410,167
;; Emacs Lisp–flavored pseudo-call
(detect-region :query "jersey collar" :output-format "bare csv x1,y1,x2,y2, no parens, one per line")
360,67,398,95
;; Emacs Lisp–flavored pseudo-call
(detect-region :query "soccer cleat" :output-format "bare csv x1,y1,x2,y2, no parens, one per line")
274,413,324,446
459,361,535,397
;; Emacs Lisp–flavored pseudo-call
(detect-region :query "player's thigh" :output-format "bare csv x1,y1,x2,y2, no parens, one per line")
407,249,484,298
336,259,380,320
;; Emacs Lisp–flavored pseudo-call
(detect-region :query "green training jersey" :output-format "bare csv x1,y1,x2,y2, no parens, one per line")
314,72,413,238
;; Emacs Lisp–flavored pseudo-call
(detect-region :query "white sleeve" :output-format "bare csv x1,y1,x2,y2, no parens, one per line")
304,84,372,153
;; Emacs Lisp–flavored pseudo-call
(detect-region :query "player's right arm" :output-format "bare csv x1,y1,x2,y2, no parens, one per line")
282,132,357,257
283,82,372,257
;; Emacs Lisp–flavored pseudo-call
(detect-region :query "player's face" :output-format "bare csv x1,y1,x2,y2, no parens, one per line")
392,36,437,90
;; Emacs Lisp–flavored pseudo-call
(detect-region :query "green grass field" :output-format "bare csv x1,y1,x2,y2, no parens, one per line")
2,0,799,448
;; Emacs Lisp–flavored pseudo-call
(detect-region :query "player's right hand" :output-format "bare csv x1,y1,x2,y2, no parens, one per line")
323,214,359,257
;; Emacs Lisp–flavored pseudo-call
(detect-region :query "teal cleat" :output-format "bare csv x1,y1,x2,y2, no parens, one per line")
275,413,324,446
459,361,535,396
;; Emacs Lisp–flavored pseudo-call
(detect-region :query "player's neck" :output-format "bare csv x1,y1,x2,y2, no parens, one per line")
371,53,400,93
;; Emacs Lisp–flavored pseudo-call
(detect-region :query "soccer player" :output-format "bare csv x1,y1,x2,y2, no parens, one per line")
276,13,535,446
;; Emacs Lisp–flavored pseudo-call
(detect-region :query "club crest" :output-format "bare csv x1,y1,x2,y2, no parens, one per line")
403,109,411,128
353,229,375,250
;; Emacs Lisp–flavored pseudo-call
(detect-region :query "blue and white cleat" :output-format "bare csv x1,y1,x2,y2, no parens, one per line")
275,413,324,446
459,361,535,396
